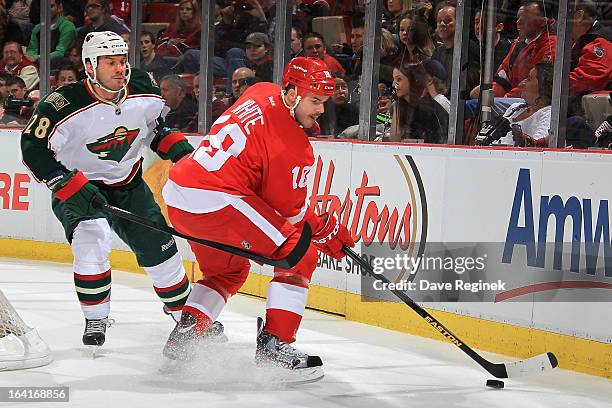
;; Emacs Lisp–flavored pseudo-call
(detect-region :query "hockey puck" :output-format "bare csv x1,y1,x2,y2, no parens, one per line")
486,379,505,389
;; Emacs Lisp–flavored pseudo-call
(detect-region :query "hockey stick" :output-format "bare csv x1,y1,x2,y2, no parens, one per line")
343,247,558,379
93,200,312,269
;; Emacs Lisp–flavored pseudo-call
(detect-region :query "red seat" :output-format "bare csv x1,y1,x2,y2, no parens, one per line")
143,3,178,23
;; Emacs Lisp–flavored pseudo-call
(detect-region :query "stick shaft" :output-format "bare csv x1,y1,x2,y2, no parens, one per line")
98,201,310,269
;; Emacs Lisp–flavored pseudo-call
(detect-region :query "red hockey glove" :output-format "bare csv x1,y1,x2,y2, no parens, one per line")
311,213,354,259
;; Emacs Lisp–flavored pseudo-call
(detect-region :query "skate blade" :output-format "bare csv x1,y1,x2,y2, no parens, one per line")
280,367,324,385
158,357,182,374
258,364,324,385
83,345,102,359
201,333,229,344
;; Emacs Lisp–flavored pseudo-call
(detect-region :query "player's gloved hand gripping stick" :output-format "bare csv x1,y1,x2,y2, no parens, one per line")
92,198,311,269
50,170,108,219
342,246,559,379
311,213,355,259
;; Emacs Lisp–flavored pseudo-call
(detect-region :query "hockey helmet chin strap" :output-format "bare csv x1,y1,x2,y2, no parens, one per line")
86,57,130,113
281,89,302,119
86,56,131,95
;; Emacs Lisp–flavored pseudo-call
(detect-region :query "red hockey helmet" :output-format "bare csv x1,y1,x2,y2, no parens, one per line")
282,57,335,97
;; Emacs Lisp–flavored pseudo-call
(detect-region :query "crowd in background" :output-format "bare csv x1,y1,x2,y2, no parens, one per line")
0,0,610,148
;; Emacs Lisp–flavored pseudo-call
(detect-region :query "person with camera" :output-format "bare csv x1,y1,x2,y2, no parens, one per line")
216,0,269,52
0,76,33,126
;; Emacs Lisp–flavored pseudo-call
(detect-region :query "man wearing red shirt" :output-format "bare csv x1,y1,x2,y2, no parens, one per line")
491,1,556,98
161,57,354,382
568,0,612,114
303,32,346,76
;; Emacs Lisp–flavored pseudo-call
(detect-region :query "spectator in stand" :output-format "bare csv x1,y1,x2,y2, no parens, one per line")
0,41,39,91
230,67,255,103
472,7,512,77
0,3,24,52
422,58,450,113
303,32,345,75
293,0,330,33
494,61,553,147
184,73,229,132
159,74,198,132
562,0,612,149
217,32,273,87
318,73,359,137
0,76,30,126
382,0,412,34
500,0,522,40
55,65,78,88
291,26,304,58
331,17,364,57
467,2,556,119
485,1,556,99
236,75,261,97
0,72,11,104
335,18,365,79
156,0,201,57
349,19,365,75
397,12,435,65
432,4,480,97
216,0,268,53
567,0,612,116
140,31,173,83
77,0,129,43
415,0,436,32
390,62,448,144
30,0,85,28
27,0,77,70
243,32,273,82
7,0,32,39
380,28,400,85
66,44,86,81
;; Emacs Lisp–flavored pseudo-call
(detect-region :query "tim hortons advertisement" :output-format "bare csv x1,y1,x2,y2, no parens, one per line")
308,142,611,341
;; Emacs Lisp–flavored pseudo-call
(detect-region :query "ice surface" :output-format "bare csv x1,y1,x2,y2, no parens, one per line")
0,258,610,408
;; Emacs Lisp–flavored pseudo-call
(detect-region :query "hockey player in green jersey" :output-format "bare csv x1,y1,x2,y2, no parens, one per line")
20,31,197,350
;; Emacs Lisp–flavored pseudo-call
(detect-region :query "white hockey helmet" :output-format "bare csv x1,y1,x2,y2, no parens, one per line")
82,31,131,93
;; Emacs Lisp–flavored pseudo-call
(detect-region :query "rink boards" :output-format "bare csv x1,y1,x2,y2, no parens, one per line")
0,130,610,379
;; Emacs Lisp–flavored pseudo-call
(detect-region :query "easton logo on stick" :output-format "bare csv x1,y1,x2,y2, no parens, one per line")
86,126,140,162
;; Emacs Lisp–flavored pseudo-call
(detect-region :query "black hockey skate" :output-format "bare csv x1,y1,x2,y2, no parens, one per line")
82,318,114,358
83,318,113,346
255,317,324,383
163,311,227,361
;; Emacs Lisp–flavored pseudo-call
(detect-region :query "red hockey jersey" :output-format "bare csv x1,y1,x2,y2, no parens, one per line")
163,82,314,224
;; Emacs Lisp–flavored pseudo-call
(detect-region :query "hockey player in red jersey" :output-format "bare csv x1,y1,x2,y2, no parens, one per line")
162,57,354,379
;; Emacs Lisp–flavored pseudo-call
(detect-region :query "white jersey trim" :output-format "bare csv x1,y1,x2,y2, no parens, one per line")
185,283,226,320
285,201,308,225
163,180,287,246
266,282,308,316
